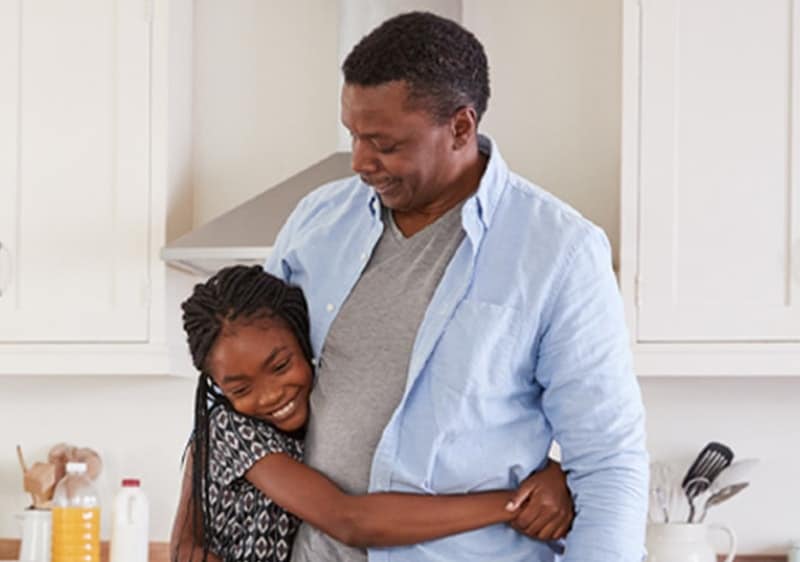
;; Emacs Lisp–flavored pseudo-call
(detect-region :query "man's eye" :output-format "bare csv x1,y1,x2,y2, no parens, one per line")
377,144,397,154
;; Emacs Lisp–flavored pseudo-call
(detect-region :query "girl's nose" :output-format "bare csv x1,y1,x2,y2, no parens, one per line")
259,386,283,408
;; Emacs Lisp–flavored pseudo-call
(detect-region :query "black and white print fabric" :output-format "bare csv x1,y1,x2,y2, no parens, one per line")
207,404,304,561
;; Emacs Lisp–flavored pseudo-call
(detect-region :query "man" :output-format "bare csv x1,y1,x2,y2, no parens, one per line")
266,11,648,562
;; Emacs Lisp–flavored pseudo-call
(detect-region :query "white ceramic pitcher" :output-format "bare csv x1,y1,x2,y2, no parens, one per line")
15,509,51,562
646,523,737,562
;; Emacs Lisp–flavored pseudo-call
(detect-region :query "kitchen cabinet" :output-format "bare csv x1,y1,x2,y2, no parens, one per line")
0,0,191,375
620,0,800,375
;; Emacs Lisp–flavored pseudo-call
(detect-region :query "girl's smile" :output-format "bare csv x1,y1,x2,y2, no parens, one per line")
207,316,313,433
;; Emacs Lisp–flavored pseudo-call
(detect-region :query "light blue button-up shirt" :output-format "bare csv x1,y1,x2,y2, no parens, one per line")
265,136,648,561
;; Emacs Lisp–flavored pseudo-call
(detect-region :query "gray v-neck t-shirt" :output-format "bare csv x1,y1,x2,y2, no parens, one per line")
290,202,466,562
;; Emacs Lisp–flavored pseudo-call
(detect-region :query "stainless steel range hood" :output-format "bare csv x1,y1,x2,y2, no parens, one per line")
161,153,353,276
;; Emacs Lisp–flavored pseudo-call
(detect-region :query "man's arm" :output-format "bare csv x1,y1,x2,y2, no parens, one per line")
534,225,648,561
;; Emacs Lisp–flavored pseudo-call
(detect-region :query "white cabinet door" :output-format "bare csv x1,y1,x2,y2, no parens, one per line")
635,0,800,342
0,0,151,342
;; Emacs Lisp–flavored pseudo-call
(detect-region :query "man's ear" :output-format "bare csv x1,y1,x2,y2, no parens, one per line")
451,106,478,150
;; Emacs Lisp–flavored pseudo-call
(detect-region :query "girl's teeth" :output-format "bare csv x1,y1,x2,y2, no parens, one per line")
272,400,295,419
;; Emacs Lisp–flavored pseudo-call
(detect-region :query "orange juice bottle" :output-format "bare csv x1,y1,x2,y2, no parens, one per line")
51,462,101,562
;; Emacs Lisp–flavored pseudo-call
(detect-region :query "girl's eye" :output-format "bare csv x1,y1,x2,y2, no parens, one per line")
231,387,250,397
273,360,290,373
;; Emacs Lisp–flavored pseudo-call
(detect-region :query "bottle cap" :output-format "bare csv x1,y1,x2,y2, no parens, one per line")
65,462,87,474
121,478,141,487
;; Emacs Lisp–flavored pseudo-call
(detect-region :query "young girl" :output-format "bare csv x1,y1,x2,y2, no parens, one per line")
170,265,573,562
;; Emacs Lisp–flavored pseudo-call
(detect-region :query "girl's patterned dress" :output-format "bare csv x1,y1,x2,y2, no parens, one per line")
207,404,304,561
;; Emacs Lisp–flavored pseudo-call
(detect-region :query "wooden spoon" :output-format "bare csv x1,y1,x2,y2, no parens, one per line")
16,445,36,507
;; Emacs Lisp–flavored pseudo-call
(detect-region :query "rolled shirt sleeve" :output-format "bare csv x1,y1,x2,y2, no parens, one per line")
535,225,649,562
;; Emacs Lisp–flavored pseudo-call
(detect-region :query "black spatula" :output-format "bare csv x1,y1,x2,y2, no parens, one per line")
681,441,734,522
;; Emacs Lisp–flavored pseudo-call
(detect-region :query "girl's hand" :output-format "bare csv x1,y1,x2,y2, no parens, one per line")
506,459,574,541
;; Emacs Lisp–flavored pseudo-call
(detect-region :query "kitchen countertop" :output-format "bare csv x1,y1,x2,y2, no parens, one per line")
0,539,789,561
0,539,169,561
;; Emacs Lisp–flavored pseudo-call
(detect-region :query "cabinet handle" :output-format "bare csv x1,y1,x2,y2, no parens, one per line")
0,241,11,297
795,239,800,286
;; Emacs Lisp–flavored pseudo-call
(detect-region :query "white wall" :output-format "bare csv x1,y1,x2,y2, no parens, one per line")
464,0,622,267
0,375,195,542
2,1,798,555
191,0,340,226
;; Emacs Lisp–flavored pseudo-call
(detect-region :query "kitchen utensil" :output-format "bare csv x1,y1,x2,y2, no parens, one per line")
24,462,56,508
649,462,693,523
692,458,757,522
690,489,711,524
651,462,685,523
649,462,673,523
698,481,749,523
681,442,734,521
684,476,710,523
710,458,759,492
16,444,28,472
649,487,669,523
16,445,37,507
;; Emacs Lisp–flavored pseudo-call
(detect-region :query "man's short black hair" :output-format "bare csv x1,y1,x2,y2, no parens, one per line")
342,11,490,124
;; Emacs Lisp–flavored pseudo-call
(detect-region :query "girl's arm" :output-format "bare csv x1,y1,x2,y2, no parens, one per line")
509,459,574,540
245,452,518,548
169,452,223,562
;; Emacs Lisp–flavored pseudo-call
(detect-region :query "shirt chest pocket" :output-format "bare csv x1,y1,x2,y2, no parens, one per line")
427,298,526,411
422,300,546,494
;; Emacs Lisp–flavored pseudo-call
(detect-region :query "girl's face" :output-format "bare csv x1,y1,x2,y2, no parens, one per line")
207,317,312,433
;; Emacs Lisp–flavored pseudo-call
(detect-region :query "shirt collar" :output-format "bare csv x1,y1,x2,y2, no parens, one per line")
469,134,509,230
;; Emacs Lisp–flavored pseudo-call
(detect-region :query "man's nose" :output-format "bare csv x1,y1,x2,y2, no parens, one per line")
351,139,379,175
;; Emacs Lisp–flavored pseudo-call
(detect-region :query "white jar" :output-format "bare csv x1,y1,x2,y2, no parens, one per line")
646,523,737,562
16,509,51,562
109,478,149,562
788,540,800,562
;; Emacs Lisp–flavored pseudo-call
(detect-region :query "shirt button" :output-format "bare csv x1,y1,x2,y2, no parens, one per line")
326,303,334,312
360,252,367,261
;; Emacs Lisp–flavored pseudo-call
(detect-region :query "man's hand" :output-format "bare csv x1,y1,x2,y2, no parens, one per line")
506,460,574,541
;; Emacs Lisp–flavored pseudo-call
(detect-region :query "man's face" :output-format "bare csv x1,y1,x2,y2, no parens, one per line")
341,81,456,213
